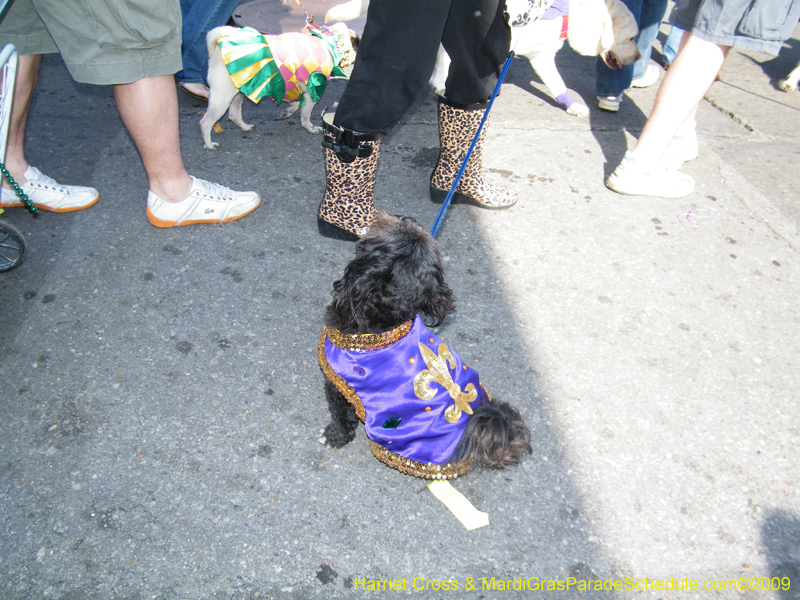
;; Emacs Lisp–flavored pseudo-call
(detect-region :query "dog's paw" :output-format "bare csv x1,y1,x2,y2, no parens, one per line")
307,125,323,134
278,105,300,121
323,436,351,449
778,78,797,92
204,141,220,150
322,423,353,448
567,103,590,117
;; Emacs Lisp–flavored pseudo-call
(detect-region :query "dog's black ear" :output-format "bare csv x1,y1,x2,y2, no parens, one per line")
388,222,454,327
326,259,382,332
403,253,454,328
419,280,454,327
326,233,401,332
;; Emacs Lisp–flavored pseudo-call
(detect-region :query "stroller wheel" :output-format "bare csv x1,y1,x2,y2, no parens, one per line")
0,219,27,271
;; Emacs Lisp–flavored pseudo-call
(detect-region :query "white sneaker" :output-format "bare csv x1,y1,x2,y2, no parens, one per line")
662,120,699,170
606,151,694,198
631,64,660,88
0,166,98,212
146,176,261,227
597,94,623,112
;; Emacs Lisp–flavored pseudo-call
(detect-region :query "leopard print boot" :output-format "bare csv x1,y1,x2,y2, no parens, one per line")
430,99,517,209
318,114,381,241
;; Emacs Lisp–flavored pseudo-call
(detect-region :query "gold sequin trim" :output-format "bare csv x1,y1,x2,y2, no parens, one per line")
318,330,366,421
323,321,413,352
480,382,493,403
369,440,472,480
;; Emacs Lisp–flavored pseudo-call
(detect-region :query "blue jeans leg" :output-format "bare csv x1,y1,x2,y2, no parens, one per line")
176,0,242,84
632,0,668,79
596,0,668,95
662,25,684,65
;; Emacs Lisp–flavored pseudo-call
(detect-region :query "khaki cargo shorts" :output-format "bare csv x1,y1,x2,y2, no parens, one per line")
0,0,183,84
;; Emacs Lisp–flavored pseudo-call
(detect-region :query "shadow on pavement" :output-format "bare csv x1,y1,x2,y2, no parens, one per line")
0,52,624,598
761,509,800,600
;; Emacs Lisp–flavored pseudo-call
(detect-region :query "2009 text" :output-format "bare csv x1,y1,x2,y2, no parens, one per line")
352,575,792,593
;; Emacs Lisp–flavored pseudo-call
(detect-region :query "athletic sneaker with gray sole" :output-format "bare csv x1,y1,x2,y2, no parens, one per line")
597,94,623,112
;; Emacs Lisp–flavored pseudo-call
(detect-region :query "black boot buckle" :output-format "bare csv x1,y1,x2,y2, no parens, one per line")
322,121,378,163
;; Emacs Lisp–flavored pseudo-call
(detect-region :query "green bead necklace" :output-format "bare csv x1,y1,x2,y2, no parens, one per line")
0,161,39,216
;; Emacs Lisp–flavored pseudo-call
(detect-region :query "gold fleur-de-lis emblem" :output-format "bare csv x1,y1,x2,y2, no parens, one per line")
413,343,477,423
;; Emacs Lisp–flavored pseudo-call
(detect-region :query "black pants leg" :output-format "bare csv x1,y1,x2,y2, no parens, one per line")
333,0,510,134
441,0,510,107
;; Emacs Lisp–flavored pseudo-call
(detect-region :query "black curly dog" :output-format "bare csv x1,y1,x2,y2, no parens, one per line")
321,212,531,474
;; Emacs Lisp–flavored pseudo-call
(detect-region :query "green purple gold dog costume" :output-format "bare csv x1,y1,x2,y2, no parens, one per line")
216,26,352,105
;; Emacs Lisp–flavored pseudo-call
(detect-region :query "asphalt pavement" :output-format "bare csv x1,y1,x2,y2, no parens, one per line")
0,3,798,599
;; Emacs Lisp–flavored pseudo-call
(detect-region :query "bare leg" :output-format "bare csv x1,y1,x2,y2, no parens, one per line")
113,75,192,203
604,33,728,197
116,74,260,226
0,53,100,212
2,53,42,187
630,33,728,162
671,30,700,135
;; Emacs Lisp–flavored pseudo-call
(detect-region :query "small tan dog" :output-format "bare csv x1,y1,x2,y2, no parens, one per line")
201,23,358,149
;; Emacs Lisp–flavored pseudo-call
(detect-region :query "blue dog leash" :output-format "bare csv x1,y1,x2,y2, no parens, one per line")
430,51,515,239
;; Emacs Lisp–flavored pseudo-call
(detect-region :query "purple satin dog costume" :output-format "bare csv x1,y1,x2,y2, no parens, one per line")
318,315,491,479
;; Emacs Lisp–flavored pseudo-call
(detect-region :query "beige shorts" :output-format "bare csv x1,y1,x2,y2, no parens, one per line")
0,0,183,84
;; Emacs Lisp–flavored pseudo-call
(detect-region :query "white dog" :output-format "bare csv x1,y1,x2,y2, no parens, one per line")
325,0,639,117
779,61,800,92
201,23,358,149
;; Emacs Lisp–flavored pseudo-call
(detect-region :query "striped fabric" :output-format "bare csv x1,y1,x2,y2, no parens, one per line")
217,27,345,105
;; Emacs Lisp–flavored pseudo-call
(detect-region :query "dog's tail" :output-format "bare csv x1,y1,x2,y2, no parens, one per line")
325,0,370,23
448,400,532,471
206,26,239,54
